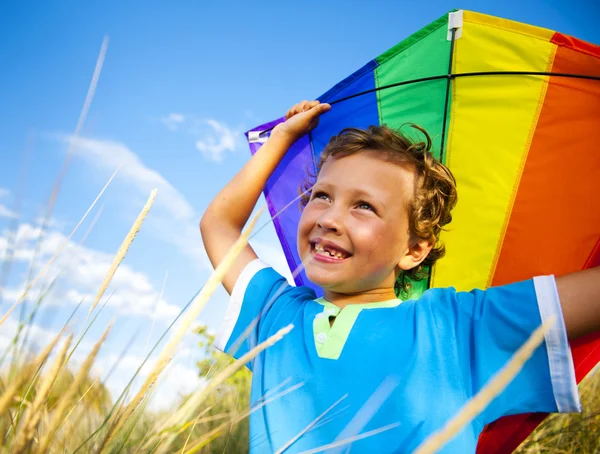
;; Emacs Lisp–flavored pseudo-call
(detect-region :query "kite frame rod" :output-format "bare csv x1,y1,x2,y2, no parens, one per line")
255,71,599,138
439,27,457,162
328,71,600,106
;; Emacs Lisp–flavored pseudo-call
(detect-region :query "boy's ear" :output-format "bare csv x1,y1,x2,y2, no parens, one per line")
397,239,434,271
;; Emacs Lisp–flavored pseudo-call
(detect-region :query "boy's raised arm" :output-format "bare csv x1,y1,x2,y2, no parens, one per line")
200,101,330,294
556,266,600,339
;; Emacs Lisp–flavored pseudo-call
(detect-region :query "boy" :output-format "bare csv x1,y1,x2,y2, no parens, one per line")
200,101,600,453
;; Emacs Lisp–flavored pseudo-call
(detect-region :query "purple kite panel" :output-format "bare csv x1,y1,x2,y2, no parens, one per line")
245,119,323,296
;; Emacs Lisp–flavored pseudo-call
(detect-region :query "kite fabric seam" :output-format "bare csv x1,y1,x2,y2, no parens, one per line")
551,32,600,59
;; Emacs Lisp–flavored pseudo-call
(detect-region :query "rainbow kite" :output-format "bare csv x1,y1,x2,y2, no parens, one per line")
245,10,600,453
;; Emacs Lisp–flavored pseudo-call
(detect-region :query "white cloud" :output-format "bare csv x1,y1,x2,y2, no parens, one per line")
160,113,185,131
68,136,195,221
158,112,241,163
0,316,62,357
195,119,239,162
66,134,294,286
0,286,21,302
0,204,17,219
66,135,209,269
34,215,67,230
0,187,9,198
0,222,181,321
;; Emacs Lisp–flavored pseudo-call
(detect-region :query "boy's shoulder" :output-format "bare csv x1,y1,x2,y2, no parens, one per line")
236,259,317,304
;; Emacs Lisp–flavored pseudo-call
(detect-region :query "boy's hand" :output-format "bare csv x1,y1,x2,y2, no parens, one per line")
201,99,329,295
273,100,331,141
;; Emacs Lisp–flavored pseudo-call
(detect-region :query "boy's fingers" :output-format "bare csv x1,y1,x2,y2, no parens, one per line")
284,101,329,120
309,103,331,117
286,103,302,119
300,100,312,112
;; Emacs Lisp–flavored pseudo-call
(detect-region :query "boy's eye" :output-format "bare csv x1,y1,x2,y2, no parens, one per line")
311,191,331,202
357,201,376,212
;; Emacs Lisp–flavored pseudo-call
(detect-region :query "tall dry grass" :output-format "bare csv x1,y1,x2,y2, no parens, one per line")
515,366,600,453
0,187,291,453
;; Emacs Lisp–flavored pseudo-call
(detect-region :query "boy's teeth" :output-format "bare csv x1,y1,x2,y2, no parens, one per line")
314,243,346,259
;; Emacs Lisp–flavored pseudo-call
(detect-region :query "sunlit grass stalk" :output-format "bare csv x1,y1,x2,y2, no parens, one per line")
34,295,112,432
158,324,291,437
158,324,294,454
19,199,107,356
181,381,305,454
225,253,312,361
0,167,119,328
111,394,153,453
175,411,234,453
17,276,60,357
275,394,347,454
12,334,73,454
98,208,264,451
36,323,112,453
89,188,157,314
71,293,194,453
0,132,34,303
4,301,83,433
0,330,63,418
62,377,101,425
297,423,402,454
133,407,215,454
413,316,556,454
40,35,108,224
12,36,108,357
143,271,168,355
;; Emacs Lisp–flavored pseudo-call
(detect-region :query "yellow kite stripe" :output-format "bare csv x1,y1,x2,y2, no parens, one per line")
431,11,556,291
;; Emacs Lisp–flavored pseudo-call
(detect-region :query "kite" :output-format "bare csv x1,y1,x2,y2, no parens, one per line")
245,10,600,453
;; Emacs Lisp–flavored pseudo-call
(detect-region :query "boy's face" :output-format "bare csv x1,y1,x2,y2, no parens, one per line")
297,151,416,296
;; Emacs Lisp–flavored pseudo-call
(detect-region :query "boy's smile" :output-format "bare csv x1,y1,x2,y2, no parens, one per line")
311,239,351,261
297,150,417,303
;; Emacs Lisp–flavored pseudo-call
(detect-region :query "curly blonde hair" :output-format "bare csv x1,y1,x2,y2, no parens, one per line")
300,124,458,296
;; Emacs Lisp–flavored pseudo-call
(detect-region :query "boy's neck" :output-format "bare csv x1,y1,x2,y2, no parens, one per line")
322,288,398,308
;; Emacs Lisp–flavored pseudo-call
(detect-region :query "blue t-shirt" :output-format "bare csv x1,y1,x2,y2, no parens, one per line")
215,259,580,453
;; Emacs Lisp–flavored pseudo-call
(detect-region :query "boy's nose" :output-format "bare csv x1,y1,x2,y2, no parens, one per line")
317,208,343,233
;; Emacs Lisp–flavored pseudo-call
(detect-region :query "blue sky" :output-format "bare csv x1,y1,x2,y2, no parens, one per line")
1,0,598,408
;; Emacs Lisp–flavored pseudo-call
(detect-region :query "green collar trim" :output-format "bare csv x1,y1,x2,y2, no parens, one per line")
312,297,402,360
